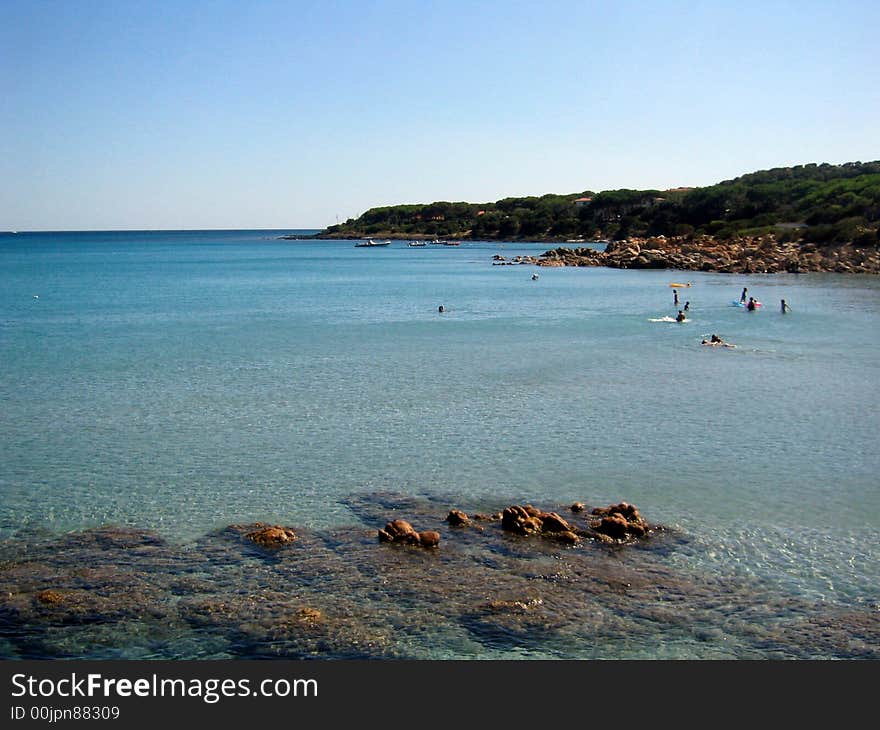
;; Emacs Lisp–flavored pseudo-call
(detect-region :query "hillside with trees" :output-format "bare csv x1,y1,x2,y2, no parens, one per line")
317,161,880,247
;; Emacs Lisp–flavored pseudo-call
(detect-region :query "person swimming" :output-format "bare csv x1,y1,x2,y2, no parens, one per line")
683,301,690,312
781,299,790,314
702,334,735,348
676,310,686,322
673,289,679,306
438,305,445,313
741,287,748,303
746,297,757,311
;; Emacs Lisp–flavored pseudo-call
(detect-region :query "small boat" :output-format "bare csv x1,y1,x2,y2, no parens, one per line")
669,282,692,287
408,241,427,247
442,241,460,246
355,239,391,248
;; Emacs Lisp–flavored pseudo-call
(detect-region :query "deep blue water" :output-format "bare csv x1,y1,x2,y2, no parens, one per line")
1,230,878,657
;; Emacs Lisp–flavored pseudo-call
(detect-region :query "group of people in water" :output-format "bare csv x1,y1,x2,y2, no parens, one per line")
740,287,791,313
669,284,793,347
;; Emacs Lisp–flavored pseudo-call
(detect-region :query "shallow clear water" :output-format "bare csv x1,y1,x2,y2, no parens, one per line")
1,230,878,657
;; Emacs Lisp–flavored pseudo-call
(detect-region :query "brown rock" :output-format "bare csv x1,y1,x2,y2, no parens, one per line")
418,531,441,548
588,501,651,540
378,519,421,544
570,502,585,513
539,512,572,533
501,506,545,535
297,607,323,623
549,530,580,545
595,514,630,539
36,589,64,605
246,526,297,547
446,509,470,527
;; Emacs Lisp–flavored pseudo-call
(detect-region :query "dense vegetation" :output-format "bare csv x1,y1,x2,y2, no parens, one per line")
320,161,880,245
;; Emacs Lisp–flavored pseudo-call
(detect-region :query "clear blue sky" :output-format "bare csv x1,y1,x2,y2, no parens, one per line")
2,0,878,230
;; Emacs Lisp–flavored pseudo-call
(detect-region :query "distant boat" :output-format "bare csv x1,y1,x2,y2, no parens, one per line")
443,241,460,246
408,241,427,247
355,239,391,248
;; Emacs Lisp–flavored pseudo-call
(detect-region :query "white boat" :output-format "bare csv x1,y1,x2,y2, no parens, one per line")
408,241,427,247
354,239,391,247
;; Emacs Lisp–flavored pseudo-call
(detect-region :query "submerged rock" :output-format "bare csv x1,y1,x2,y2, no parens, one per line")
245,525,297,547
36,590,64,606
2,492,875,661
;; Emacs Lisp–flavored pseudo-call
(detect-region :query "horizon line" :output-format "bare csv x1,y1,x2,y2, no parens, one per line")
2,227,325,234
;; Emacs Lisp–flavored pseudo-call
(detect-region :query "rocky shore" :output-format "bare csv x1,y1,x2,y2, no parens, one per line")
496,235,880,274
1,491,878,660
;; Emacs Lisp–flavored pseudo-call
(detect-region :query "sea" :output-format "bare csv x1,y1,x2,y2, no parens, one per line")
1,229,878,659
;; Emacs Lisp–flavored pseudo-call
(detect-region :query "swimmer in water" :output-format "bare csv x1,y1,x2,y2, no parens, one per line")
702,334,735,348
676,310,686,322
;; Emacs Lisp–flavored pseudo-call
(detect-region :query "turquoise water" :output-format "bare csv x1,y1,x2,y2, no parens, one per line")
1,230,878,658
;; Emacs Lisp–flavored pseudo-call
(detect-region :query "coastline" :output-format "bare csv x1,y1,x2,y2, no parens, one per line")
293,231,880,275
517,234,880,275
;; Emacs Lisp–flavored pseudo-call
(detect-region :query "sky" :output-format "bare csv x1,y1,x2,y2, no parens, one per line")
2,0,878,230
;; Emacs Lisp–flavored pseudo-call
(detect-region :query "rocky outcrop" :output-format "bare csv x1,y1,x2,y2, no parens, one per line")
2,495,877,661
378,519,440,548
378,519,421,544
536,235,880,274
245,525,297,547
446,509,470,527
501,505,579,543
589,503,649,540
498,501,654,545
